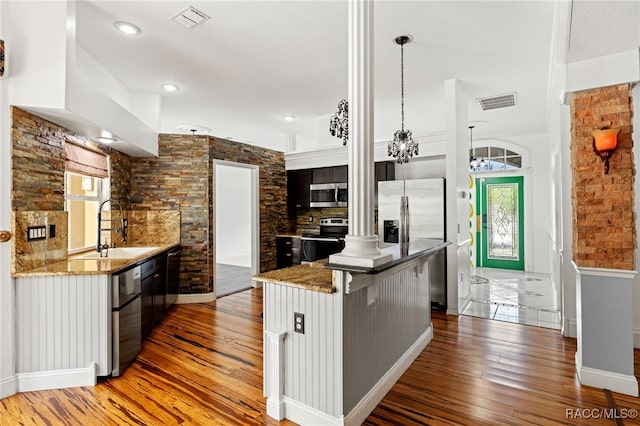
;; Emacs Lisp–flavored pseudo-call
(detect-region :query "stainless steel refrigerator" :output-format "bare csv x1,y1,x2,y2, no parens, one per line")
378,178,447,310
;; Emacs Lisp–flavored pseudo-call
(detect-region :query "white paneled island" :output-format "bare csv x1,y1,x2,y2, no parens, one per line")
253,239,449,426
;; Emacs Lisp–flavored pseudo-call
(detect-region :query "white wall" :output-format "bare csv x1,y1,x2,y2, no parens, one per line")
215,164,252,267
0,0,17,399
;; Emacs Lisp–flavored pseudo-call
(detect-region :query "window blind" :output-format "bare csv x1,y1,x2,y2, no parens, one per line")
64,142,108,178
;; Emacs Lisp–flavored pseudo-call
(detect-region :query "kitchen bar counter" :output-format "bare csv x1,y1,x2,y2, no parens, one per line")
252,260,334,293
325,238,450,274
12,244,179,277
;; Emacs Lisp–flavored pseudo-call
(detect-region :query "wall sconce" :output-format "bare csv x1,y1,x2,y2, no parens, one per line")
592,127,619,174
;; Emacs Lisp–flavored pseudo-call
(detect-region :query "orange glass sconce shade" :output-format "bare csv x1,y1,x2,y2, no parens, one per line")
592,127,619,174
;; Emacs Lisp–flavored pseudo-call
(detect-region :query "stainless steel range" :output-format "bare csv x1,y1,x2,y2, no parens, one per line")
301,217,348,262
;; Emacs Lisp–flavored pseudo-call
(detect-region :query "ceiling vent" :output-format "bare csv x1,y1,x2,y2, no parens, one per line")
171,6,210,29
477,93,517,111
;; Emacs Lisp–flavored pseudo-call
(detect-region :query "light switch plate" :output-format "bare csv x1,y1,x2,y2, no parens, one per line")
27,225,46,242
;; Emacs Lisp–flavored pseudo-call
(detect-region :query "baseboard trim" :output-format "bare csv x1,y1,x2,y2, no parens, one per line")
563,317,577,338
575,353,638,397
17,363,97,393
282,396,345,426
175,292,216,304
0,375,18,399
279,325,433,426
344,325,433,426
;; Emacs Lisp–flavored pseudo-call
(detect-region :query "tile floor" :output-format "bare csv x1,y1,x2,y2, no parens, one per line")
216,263,253,297
461,267,561,329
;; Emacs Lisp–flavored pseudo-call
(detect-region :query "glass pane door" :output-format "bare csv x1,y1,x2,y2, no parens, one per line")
477,176,524,270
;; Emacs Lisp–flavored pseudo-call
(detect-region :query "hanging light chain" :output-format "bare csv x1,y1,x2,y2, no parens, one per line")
400,42,405,132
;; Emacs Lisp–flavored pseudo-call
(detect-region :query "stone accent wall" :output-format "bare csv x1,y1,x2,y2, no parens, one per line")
209,137,288,273
130,134,210,293
108,149,132,209
570,83,635,269
12,107,70,211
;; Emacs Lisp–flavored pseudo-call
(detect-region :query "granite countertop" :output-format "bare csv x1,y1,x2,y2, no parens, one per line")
252,260,334,294
12,244,180,277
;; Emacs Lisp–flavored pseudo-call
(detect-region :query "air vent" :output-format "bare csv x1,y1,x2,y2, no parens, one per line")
171,6,210,29
477,93,517,111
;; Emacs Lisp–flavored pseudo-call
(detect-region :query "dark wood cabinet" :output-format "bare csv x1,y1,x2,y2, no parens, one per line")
287,163,393,210
276,236,301,268
375,161,395,182
312,166,347,184
374,161,395,207
140,252,169,338
287,169,311,210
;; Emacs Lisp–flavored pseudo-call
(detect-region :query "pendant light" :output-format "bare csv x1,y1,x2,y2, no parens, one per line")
329,99,349,146
468,125,486,171
388,35,418,164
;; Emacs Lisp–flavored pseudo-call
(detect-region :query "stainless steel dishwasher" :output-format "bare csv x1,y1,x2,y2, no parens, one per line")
112,265,142,376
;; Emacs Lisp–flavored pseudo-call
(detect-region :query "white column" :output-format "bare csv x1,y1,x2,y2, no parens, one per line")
330,0,391,268
444,79,469,315
264,330,286,420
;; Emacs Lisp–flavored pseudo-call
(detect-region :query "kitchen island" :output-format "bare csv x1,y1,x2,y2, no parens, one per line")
253,238,449,426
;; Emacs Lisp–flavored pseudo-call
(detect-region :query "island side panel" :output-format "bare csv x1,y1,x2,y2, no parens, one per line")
263,282,343,418
15,274,112,376
343,260,431,415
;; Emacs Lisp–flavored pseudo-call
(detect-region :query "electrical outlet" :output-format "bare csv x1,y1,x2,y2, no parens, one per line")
49,224,56,238
308,216,313,222
294,312,305,334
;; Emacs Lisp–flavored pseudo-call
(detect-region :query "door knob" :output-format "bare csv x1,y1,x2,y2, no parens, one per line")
0,230,11,243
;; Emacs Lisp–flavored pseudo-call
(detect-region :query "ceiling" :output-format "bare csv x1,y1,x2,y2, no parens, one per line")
74,1,638,154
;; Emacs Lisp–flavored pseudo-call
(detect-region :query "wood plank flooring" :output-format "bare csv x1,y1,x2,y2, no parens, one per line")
1,288,638,425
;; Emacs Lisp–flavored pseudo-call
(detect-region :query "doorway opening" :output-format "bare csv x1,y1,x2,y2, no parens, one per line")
464,174,559,329
214,161,259,297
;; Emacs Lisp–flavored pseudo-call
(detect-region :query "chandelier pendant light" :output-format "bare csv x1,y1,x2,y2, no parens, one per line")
468,125,486,171
329,99,349,146
388,35,418,164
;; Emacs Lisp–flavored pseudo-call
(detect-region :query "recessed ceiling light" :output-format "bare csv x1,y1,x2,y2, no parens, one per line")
161,83,180,92
283,115,296,122
176,124,211,135
114,22,141,35
95,136,118,144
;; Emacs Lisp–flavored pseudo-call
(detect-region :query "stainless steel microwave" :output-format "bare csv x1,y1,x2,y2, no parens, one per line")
310,183,347,208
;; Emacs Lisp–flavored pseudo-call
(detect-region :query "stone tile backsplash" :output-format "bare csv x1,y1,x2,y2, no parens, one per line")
12,211,68,273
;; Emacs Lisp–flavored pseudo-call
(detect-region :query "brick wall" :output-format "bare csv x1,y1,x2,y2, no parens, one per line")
570,84,635,269
209,137,288,273
130,134,210,293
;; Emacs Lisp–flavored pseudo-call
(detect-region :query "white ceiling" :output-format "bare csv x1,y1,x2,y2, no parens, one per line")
72,1,637,154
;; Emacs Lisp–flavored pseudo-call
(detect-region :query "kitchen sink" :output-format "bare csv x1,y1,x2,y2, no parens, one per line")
75,247,160,260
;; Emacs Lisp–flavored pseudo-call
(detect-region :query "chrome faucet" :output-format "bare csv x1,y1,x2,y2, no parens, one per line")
97,199,127,255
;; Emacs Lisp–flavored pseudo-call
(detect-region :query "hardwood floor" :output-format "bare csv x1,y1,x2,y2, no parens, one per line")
216,263,253,297
1,288,638,425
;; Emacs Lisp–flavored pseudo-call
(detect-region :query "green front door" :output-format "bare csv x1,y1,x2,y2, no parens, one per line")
477,176,524,270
